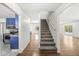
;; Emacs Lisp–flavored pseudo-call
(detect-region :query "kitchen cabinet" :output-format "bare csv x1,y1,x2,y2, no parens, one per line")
6,18,16,26
10,35,18,49
6,15,19,49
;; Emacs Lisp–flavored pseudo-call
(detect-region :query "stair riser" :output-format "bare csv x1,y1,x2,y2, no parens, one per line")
41,39,53,41
41,29,49,30
41,27,48,28
41,37,52,38
41,26,48,27
41,30,50,32
41,23,47,26
41,31,50,33
41,25,48,26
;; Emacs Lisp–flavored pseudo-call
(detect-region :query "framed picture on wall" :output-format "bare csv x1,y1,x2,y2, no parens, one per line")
64,24,72,33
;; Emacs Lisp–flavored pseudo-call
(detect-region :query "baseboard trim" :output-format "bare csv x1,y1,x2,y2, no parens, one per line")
73,36,79,39
57,50,60,53
17,40,31,56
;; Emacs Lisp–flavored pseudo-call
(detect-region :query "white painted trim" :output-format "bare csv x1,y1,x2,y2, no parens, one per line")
57,49,60,53
19,39,30,53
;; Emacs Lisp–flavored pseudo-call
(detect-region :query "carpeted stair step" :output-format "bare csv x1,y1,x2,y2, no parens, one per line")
41,32,51,35
41,28,48,29
40,46,57,51
41,35,52,38
40,20,56,51
41,38,53,40
41,30,50,32
41,39,54,42
40,41,55,46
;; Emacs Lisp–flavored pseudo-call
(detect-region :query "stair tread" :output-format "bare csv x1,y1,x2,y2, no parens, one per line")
42,34,52,36
41,39,53,41
40,41,55,44
41,32,50,33
41,34,51,35
41,34,51,36
41,39,53,40
41,37,53,39
40,46,57,50
41,30,50,32
41,38,53,39
41,33,51,35
41,35,52,36
41,36,52,38
41,28,49,30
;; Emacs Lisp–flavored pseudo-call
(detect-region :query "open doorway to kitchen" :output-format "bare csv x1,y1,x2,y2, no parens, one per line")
0,4,19,56
0,22,11,56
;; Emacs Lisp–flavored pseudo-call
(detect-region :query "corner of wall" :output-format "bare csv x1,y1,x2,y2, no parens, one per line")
19,39,30,53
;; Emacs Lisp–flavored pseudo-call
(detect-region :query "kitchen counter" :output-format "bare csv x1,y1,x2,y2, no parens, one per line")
10,34,18,37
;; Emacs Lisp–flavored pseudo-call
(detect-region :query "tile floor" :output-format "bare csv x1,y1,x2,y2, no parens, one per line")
0,35,18,56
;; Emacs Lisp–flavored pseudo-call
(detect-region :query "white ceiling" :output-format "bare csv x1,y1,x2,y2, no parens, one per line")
59,4,79,24
0,4,15,18
18,3,61,15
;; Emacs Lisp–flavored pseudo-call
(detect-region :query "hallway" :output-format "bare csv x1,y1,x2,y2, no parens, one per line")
1,3,79,56
17,33,58,56
60,34,79,56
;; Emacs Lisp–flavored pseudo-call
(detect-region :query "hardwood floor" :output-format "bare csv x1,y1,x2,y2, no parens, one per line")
17,33,79,56
17,33,58,56
60,34,79,56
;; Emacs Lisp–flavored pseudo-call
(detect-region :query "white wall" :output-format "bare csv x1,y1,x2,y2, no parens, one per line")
47,13,57,44
0,18,6,34
30,12,40,23
46,4,72,53
72,22,79,38
19,16,30,53
60,4,79,38
30,12,40,33
60,24,64,34
40,11,49,19
46,12,59,53
0,18,6,55
5,3,31,53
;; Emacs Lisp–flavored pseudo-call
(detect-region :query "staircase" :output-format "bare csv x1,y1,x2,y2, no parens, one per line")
40,20,57,51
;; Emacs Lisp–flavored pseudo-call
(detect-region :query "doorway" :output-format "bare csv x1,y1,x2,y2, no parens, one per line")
60,22,79,55
0,22,11,56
